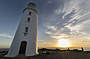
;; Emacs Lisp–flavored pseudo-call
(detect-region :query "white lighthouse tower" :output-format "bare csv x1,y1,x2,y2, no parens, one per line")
6,2,38,57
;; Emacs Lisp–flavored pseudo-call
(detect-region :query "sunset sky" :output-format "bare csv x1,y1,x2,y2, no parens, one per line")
0,0,90,51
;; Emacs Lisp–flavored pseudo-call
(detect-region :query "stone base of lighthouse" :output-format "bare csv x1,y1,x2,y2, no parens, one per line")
5,39,38,57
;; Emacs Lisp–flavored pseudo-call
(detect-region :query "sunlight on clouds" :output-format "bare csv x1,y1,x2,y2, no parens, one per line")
46,25,57,31
50,34,69,39
57,39,71,47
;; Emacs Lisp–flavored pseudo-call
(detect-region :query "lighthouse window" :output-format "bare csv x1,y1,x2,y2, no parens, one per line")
29,12,31,15
27,18,30,22
25,27,29,32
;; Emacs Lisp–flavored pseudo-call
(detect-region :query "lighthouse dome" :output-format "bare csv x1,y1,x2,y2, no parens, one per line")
28,2,37,9
23,2,38,13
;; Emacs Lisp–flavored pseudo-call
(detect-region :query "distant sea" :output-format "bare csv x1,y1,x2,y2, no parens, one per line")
0,48,9,52
0,47,90,52
39,47,90,51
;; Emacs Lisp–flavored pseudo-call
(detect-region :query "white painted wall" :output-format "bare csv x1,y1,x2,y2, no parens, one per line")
5,3,38,57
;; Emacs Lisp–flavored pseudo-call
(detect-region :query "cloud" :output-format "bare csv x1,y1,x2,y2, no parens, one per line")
0,33,13,39
42,0,90,42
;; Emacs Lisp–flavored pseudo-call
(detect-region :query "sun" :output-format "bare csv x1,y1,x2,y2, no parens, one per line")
57,39,71,47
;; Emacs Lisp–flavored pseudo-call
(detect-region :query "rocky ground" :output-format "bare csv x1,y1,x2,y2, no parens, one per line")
0,51,90,59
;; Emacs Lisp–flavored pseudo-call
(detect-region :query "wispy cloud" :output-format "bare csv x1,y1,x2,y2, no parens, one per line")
43,0,90,42
0,33,14,39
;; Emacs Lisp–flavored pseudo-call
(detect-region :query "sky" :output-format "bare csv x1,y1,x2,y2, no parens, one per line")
0,0,90,51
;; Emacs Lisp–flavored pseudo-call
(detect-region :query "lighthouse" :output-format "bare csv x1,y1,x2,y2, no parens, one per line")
6,2,38,57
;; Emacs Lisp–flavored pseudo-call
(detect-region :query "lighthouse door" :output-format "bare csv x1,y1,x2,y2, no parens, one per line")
19,41,27,55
